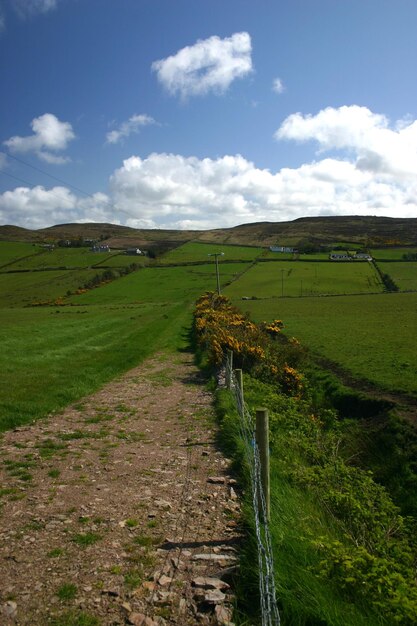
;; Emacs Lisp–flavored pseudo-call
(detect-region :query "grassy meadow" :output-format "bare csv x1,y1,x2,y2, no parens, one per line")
0,241,41,267
0,242,249,432
6,246,115,269
371,247,417,260
224,260,383,298
2,231,416,435
0,302,185,431
378,261,417,291
159,240,264,263
69,262,249,305
0,269,100,307
237,292,417,396
92,252,149,267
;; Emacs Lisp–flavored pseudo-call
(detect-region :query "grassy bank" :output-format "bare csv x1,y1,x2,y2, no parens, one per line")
194,293,417,625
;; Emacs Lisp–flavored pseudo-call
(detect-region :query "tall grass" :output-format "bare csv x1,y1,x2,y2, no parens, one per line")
215,385,385,626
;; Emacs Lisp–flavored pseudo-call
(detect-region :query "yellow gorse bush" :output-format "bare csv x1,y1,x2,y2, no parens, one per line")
194,292,304,395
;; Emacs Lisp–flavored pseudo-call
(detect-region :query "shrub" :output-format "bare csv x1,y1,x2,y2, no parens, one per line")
193,292,305,395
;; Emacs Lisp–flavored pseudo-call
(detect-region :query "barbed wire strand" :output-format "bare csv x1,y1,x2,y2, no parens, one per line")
225,353,281,626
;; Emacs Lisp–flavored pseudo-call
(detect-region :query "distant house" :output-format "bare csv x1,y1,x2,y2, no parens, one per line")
270,245,294,253
354,253,372,261
91,244,110,253
126,248,142,255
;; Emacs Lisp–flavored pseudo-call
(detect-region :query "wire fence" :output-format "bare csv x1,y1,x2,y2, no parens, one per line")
225,352,281,626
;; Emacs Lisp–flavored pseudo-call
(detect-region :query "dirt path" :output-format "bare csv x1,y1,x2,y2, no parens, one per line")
0,351,242,626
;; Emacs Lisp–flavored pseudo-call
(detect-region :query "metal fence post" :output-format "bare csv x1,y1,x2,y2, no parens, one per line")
256,407,270,522
226,350,233,389
234,368,243,412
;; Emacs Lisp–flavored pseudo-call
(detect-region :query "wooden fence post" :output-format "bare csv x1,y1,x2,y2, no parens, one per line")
256,407,270,522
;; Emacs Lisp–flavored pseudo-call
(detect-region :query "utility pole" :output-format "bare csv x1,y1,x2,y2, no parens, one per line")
281,268,284,297
208,252,224,295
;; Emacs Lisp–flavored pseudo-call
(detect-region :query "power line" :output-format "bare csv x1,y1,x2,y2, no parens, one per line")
0,151,122,216
2,151,94,199
0,169,77,207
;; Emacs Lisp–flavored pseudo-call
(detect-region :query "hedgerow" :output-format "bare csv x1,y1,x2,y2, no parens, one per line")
193,291,305,395
193,292,417,624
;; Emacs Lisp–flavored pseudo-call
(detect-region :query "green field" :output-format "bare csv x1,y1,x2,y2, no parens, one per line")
224,260,383,298
378,261,417,291
0,242,42,267
0,269,100,306
372,247,417,260
263,250,332,260
0,261,249,431
261,250,295,260
4,246,115,269
69,262,249,305
235,292,417,396
92,252,149,267
0,302,187,432
160,241,264,263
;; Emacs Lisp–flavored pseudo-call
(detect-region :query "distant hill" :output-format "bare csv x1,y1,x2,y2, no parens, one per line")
1,216,416,248
199,216,417,247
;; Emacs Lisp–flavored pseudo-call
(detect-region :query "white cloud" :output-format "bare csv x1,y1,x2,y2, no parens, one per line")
152,32,253,98
4,113,75,164
12,0,58,18
37,151,71,165
0,186,115,230
272,77,285,94
3,106,417,230
108,148,417,229
106,114,156,145
276,105,417,179
0,186,77,229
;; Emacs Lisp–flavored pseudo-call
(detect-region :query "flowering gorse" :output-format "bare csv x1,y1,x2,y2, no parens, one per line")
194,292,304,395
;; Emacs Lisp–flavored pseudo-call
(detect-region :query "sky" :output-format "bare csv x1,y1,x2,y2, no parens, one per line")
0,0,416,231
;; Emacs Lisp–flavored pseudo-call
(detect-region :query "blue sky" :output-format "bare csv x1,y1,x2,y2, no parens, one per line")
0,0,416,230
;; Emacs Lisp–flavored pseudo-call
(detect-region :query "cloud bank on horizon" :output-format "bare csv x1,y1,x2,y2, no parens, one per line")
2,105,416,230
1,9,416,230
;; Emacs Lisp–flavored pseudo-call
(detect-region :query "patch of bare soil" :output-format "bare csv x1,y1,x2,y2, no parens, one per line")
0,351,242,626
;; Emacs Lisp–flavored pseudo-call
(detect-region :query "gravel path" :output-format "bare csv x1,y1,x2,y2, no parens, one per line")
0,351,242,625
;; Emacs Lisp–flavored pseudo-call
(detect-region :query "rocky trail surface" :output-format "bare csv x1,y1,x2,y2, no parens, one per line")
0,351,242,626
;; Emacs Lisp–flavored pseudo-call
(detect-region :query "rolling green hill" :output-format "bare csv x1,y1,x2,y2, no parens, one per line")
2,215,417,247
